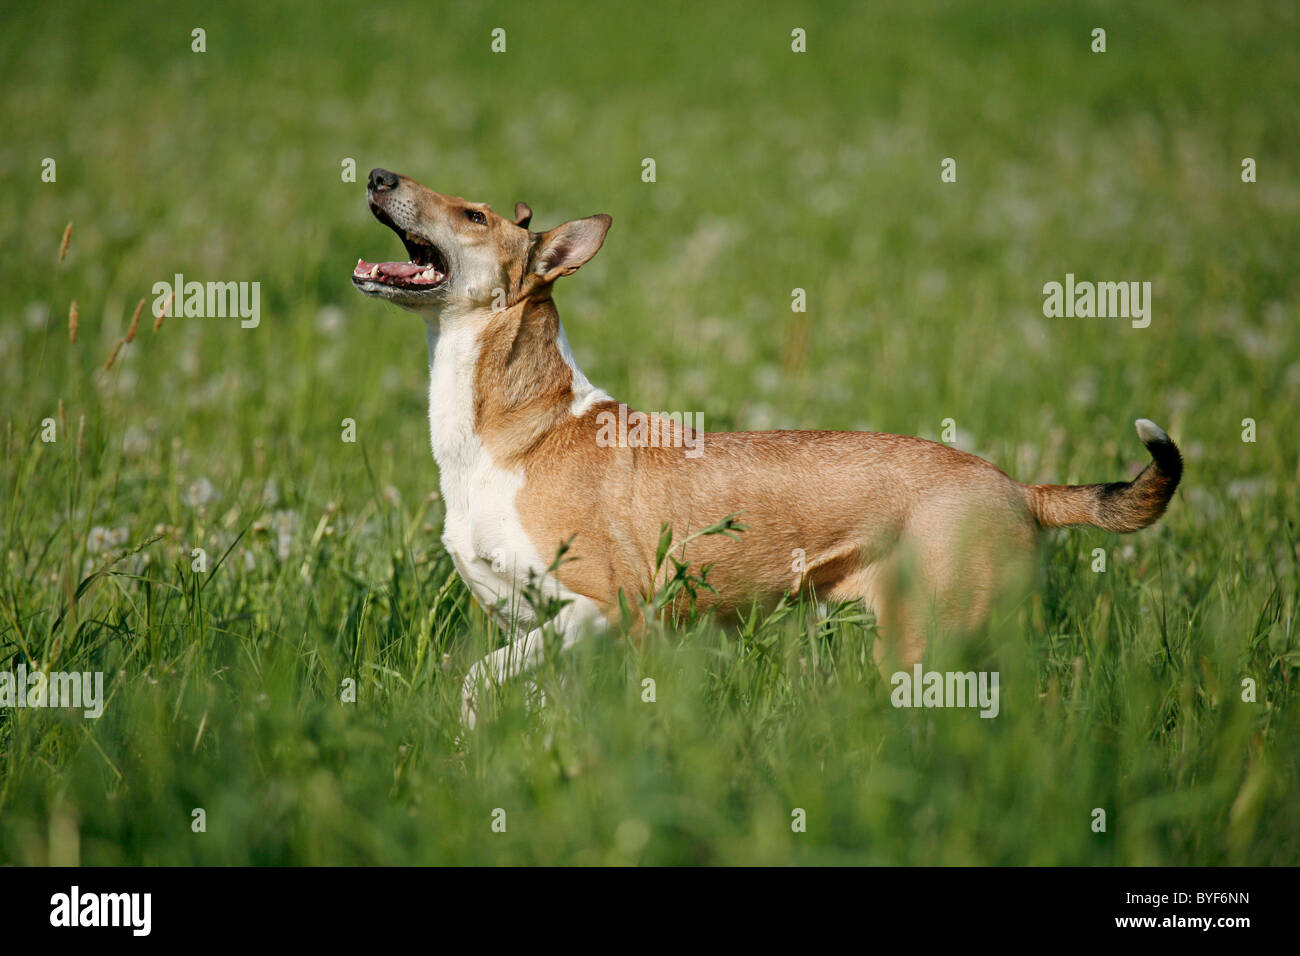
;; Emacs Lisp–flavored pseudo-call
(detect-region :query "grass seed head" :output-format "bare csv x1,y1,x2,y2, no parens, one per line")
104,338,124,371
153,292,172,332
126,298,145,342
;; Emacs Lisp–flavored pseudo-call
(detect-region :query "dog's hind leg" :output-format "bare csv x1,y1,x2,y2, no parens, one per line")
870,504,1036,674
870,571,928,674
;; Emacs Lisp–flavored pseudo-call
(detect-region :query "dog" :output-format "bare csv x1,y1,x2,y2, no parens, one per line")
351,168,1183,727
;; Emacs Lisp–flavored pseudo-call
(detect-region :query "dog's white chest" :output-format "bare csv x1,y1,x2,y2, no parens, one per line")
426,323,548,627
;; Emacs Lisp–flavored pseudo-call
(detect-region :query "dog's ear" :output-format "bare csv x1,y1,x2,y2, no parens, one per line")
531,214,611,280
513,202,532,229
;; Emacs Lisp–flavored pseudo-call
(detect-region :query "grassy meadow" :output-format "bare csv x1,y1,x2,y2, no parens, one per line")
1,0,1298,864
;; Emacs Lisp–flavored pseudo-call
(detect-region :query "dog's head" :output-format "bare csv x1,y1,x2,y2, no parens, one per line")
352,168,610,320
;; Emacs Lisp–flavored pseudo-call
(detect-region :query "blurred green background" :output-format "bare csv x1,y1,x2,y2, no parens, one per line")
1,0,1297,864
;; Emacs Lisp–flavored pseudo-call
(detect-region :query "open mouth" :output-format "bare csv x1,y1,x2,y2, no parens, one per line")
352,203,449,292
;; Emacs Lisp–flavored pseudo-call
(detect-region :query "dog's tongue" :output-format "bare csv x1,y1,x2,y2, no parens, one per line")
377,261,423,277
353,259,424,278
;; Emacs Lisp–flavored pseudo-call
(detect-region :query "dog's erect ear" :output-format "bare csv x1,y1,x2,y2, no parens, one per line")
532,214,611,280
513,202,532,229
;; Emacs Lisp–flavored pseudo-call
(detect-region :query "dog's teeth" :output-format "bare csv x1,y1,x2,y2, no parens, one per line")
368,266,379,278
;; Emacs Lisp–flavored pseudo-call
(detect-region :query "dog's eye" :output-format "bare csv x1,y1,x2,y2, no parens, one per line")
465,209,486,225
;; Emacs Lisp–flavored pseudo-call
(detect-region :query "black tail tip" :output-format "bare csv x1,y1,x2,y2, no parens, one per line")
1134,418,1183,482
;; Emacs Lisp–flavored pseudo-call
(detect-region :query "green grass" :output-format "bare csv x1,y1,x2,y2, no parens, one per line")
1,0,1298,864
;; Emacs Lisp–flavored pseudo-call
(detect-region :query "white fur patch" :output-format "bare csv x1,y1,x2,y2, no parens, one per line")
556,321,611,416
1134,418,1169,445
426,316,597,634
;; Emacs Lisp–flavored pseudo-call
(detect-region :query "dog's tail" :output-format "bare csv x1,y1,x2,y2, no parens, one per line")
1023,419,1183,532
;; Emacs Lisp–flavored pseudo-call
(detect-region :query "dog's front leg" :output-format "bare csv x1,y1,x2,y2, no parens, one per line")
460,596,607,729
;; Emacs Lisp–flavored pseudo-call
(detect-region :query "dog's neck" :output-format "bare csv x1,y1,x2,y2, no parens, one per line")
425,296,609,475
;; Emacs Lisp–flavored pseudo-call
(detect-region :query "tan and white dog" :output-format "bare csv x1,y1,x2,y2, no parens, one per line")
351,168,1183,726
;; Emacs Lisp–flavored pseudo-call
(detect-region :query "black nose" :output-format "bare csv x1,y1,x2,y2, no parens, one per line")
368,168,399,192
